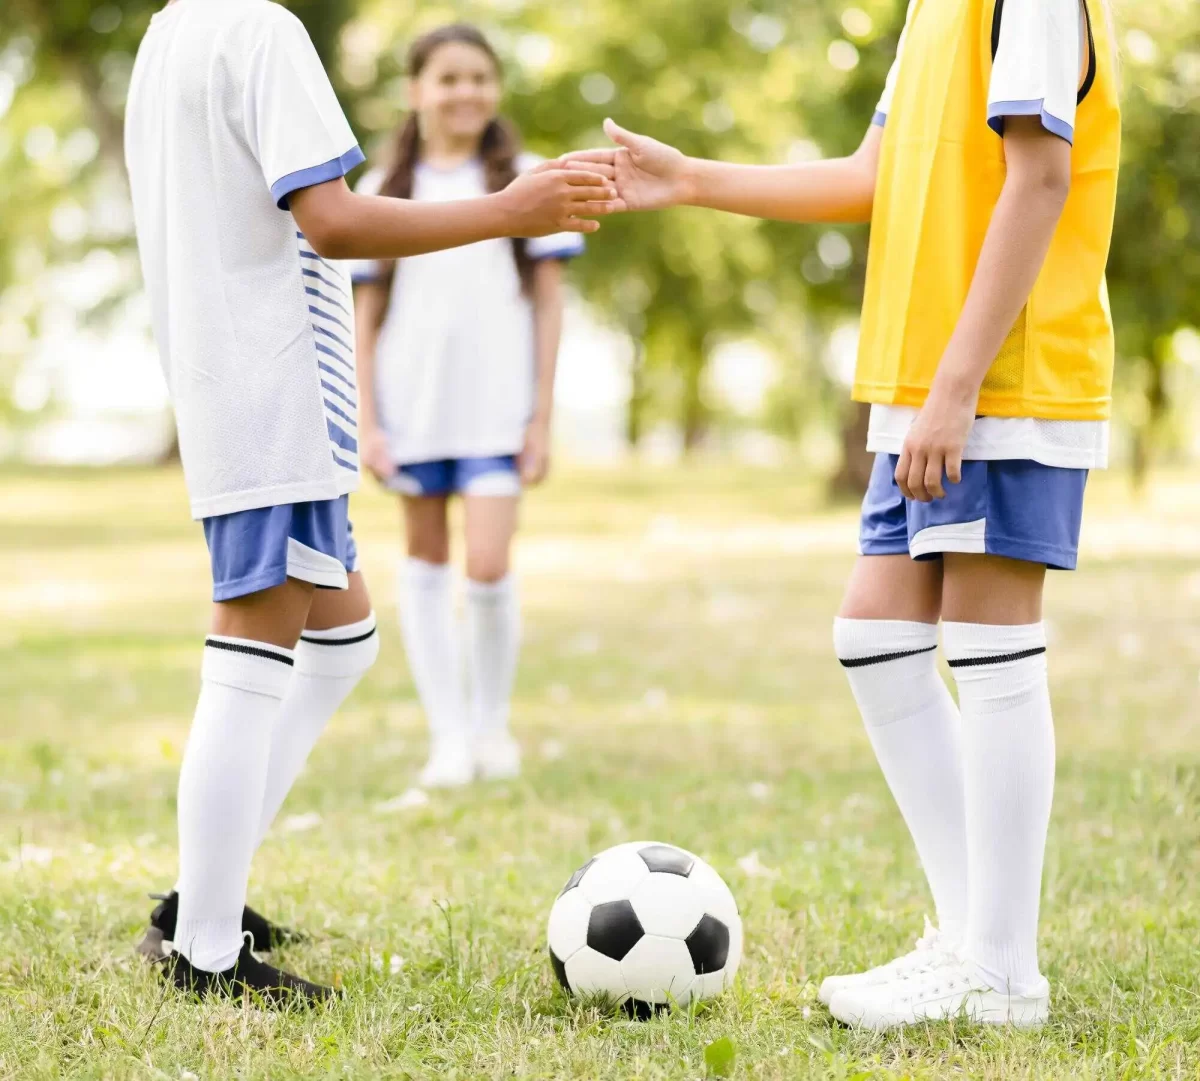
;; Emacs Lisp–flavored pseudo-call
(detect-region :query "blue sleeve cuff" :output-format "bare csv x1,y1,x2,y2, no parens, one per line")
872,110,887,128
272,146,367,210
527,235,586,262
351,270,385,285
987,101,1074,145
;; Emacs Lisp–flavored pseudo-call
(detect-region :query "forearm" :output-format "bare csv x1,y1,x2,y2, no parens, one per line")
312,190,511,261
530,263,564,423
933,174,1069,398
683,147,878,224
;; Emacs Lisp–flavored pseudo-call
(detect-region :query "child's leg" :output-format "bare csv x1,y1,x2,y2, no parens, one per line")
398,488,471,782
462,487,521,748
835,553,968,939
255,571,378,844
175,578,313,972
942,552,1052,993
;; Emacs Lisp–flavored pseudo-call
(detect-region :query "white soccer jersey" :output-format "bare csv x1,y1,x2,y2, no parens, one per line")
868,0,1108,469
351,155,584,465
125,0,365,519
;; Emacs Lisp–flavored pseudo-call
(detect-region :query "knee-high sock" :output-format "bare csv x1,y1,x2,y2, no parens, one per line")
256,613,379,845
398,559,467,745
466,574,521,737
175,638,293,972
834,618,968,939
944,621,1054,993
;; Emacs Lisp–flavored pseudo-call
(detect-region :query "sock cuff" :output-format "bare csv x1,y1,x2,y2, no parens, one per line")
466,574,516,602
942,622,1046,667
295,612,381,678
202,637,294,698
403,558,453,590
833,618,939,668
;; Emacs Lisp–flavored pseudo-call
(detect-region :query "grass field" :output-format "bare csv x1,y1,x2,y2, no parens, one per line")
1,462,1198,1080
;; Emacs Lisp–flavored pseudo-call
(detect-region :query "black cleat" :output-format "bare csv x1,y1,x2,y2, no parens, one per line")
137,891,304,960
161,940,336,1006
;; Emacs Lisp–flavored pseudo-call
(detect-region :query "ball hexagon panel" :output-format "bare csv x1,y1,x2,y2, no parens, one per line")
586,899,645,961
686,860,740,928
564,948,627,999
636,843,695,877
577,847,651,906
629,871,706,939
685,913,730,974
618,934,697,1005
547,887,592,961
692,968,733,1001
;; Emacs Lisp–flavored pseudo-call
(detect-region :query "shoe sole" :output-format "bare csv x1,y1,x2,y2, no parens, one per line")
831,992,1049,1031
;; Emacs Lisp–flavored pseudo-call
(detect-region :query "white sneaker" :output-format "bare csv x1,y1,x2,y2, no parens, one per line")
474,731,521,780
818,919,957,1007
418,738,475,789
829,957,1050,1031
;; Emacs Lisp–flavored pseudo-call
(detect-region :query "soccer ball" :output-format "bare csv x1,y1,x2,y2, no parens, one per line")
547,841,742,1017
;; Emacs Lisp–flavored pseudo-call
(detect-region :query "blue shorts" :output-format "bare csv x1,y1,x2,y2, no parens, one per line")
859,453,1088,570
391,456,520,498
203,496,359,602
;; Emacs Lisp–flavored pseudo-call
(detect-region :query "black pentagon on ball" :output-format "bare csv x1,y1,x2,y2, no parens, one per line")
549,947,571,992
586,900,644,961
558,857,596,898
637,844,694,878
622,998,668,1021
685,913,730,974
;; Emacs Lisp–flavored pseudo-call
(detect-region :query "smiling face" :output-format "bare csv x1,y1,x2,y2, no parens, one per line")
409,40,502,145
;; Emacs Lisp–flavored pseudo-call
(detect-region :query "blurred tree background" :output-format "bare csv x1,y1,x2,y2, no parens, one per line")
1,0,1198,488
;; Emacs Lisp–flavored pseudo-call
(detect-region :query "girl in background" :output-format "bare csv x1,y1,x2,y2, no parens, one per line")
354,25,583,788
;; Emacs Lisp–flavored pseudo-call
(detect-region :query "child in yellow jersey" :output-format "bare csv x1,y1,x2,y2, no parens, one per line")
568,0,1119,1031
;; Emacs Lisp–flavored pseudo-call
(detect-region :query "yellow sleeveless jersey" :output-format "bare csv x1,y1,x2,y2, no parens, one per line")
854,0,1121,421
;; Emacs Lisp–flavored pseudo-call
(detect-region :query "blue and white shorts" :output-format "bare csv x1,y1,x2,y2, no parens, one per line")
859,453,1088,570
203,496,359,602
390,455,520,498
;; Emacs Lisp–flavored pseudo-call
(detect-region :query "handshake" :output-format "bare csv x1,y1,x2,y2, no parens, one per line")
498,119,690,238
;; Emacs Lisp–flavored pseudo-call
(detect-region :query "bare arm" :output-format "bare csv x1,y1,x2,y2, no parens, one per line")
565,119,882,225
897,116,1073,501
685,125,883,223
520,259,566,486
290,167,615,261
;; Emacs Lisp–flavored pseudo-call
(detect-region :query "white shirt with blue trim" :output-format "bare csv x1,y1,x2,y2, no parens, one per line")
351,155,584,464
126,0,364,519
866,0,1107,470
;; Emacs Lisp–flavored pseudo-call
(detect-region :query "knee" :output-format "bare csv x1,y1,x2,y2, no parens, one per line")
296,610,380,679
408,534,450,564
465,548,510,585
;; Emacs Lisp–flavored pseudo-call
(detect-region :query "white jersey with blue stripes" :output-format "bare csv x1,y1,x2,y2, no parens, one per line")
125,0,363,518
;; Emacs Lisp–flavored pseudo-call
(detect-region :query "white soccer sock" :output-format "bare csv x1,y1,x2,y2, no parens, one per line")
834,618,968,940
943,621,1054,993
466,574,521,737
175,638,293,972
255,613,380,845
398,559,467,746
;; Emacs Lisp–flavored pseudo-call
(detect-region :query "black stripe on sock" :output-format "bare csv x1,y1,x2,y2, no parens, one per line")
838,645,936,669
204,638,295,666
299,626,377,647
947,646,1046,669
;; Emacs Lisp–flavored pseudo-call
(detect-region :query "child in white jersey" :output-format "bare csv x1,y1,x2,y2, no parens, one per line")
124,0,613,1003
353,25,584,788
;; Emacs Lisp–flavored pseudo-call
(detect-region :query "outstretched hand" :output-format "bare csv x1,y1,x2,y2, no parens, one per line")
561,119,693,213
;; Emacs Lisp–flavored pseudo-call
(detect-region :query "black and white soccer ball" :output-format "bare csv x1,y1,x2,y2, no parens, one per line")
547,841,742,1016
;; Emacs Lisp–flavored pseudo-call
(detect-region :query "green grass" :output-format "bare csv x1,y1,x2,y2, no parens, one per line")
1,463,1198,1080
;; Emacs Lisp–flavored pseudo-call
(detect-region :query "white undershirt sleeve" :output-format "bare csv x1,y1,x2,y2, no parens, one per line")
872,1,916,127
987,0,1084,144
